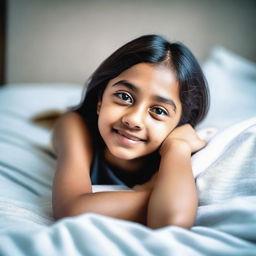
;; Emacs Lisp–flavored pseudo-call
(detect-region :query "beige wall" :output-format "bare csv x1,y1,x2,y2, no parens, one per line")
6,0,256,84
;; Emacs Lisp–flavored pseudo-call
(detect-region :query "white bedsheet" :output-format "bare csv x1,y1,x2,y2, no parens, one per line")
0,112,256,255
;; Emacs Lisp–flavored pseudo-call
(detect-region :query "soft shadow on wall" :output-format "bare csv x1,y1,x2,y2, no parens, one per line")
6,0,256,84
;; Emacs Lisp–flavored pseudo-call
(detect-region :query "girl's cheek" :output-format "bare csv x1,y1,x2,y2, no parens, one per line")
150,131,167,144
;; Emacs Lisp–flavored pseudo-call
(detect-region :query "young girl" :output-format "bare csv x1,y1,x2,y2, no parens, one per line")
52,34,209,229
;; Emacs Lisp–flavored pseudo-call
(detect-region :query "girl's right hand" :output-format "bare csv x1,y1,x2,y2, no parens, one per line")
160,124,206,156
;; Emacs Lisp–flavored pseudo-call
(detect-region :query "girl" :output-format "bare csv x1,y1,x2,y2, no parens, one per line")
52,34,209,229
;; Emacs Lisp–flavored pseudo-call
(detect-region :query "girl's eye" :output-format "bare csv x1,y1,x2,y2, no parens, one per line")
115,92,133,104
150,107,168,116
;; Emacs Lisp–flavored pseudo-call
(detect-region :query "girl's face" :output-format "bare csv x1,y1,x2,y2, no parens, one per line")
97,63,182,163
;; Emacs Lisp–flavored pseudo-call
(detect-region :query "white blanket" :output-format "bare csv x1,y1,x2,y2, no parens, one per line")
0,112,256,255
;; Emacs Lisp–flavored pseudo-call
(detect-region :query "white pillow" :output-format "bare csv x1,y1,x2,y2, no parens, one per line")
198,46,256,129
192,117,256,178
193,117,256,206
0,83,84,119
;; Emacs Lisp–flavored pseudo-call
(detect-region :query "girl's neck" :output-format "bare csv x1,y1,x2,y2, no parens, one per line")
103,148,146,173
103,148,160,187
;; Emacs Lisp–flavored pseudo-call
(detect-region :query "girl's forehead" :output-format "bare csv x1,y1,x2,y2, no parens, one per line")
108,63,179,94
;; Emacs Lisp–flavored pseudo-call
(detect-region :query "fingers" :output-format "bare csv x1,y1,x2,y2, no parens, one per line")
192,138,207,153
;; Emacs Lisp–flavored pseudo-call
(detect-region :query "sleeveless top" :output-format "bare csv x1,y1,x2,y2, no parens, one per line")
90,149,128,186
90,149,158,188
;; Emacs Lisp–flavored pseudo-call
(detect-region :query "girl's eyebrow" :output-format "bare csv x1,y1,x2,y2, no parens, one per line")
112,80,139,93
155,95,177,112
112,80,177,112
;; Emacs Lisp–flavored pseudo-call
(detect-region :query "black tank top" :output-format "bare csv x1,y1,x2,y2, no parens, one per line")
90,149,159,188
90,150,128,186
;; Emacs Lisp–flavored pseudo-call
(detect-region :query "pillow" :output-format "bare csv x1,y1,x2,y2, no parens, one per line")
192,117,256,206
0,83,84,119
198,46,256,129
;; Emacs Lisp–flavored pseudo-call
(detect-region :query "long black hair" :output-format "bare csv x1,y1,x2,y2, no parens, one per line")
73,34,209,146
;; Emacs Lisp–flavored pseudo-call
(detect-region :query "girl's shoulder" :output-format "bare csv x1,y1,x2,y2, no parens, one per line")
55,111,86,128
53,111,89,135
52,111,93,159
52,111,94,215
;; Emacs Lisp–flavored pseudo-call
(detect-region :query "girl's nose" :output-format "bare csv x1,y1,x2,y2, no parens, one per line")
121,108,145,130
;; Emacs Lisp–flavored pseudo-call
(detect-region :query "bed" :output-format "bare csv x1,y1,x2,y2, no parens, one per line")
0,47,256,255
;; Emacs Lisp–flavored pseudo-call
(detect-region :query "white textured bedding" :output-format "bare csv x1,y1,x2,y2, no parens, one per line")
0,108,256,255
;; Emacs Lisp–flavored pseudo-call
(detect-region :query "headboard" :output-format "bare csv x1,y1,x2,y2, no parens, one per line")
0,0,6,86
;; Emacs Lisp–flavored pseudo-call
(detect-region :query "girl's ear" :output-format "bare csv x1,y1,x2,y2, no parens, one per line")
97,100,102,115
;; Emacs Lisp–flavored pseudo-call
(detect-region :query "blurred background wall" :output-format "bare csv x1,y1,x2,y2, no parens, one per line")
5,0,256,84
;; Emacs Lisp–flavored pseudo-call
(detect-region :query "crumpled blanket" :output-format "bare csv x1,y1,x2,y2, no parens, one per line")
0,111,256,256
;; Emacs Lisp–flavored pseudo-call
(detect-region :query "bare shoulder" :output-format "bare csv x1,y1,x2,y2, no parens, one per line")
52,111,93,160
52,111,94,217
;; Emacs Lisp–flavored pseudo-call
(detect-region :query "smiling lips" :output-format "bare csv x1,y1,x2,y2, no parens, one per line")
114,129,146,142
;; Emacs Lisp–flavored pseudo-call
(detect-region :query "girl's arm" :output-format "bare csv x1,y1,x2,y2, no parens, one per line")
52,112,151,225
146,124,206,229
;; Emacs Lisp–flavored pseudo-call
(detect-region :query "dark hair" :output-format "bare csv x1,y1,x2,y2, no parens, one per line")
73,34,209,145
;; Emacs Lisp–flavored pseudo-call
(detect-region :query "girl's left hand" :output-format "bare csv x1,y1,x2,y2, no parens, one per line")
160,124,207,156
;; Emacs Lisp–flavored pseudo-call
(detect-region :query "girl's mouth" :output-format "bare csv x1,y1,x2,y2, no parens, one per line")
113,129,146,144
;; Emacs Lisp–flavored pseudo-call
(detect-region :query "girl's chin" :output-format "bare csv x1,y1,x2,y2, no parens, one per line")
109,150,141,161
105,147,148,162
